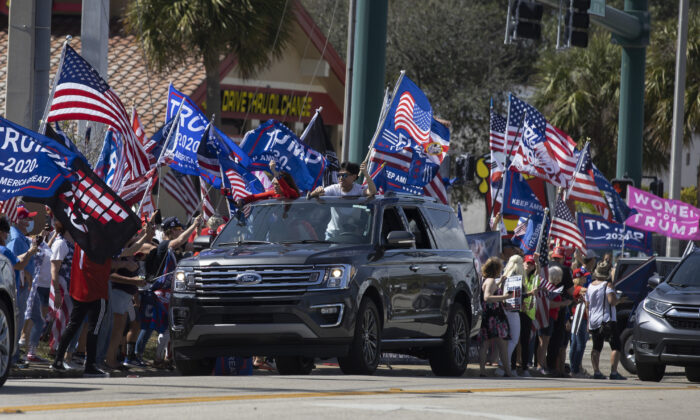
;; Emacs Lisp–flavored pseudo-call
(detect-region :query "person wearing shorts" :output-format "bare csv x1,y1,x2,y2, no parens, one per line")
586,261,626,380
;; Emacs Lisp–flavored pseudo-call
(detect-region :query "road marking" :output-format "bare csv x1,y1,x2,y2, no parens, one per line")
1,385,698,413
310,402,541,420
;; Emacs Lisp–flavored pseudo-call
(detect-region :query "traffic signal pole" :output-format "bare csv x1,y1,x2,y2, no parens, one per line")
537,0,649,186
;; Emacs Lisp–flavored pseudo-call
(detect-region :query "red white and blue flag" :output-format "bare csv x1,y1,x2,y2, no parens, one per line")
567,143,611,220
550,197,586,252
162,171,199,216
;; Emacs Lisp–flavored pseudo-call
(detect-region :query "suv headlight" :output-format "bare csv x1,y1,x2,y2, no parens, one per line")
312,265,356,290
643,297,672,317
174,267,195,292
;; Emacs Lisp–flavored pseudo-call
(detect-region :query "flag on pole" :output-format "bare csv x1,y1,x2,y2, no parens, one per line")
200,184,215,221
47,45,150,182
0,197,22,224
489,109,508,213
550,198,586,252
592,164,636,224
301,110,340,186
161,171,199,216
567,143,611,220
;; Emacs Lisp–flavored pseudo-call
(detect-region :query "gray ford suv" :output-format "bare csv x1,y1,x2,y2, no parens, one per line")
633,249,700,382
170,194,481,376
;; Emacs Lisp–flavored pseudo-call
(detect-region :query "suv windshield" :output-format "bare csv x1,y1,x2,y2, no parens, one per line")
214,201,374,246
667,253,700,287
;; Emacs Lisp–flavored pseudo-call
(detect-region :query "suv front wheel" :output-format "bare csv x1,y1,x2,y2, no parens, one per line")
429,304,469,377
685,366,700,383
338,298,381,375
636,361,665,382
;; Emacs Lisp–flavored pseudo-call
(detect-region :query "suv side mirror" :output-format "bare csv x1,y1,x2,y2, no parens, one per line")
648,273,663,288
192,234,212,252
386,231,415,248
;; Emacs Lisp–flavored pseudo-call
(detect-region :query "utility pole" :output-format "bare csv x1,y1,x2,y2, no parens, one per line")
341,0,356,163
33,0,52,131
80,0,110,149
6,0,37,128
666,0,690,257
347,0,388,165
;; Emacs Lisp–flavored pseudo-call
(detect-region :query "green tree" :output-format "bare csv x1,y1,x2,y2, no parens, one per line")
124,0,294,127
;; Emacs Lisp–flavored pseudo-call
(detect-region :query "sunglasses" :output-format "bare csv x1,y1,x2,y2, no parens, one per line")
338,173,353,179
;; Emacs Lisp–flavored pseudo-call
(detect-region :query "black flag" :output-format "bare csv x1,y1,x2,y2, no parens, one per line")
302,112,339,186
26,158,141,263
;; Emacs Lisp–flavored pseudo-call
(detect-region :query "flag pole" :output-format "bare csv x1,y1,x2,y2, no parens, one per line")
535,207,550,256
564,141,588,201
487,107,527,229
39,37,71,134
299,107,323,142
362,70,405,166
155,98,186,209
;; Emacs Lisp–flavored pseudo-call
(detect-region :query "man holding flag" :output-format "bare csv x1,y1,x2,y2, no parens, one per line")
309,161,377,198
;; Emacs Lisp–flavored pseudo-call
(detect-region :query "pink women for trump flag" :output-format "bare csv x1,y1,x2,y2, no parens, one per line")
625,186,700,240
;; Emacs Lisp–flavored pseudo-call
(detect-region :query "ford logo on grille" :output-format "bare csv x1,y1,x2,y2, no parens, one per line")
235,272,262,285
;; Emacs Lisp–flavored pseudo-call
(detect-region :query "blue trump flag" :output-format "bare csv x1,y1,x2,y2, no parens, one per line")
240,120,326,192
502,169,544,219
592,165,636,224
512,214,547,255
577,212,652,254
165,85,250,177
0,117,81,200
94,129,124,188
199,124,263,195
367,75,443,194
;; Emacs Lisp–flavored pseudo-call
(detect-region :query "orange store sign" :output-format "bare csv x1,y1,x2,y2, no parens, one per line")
219,85,342,125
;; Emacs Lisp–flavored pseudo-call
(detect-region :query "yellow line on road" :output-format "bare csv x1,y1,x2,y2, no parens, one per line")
2,385,698,413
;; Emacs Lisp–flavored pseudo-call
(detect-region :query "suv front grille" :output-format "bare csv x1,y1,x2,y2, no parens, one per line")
193,265,324,298
666,344,700,356
667,317,700,330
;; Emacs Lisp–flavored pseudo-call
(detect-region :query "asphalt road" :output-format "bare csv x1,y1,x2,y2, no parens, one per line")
2,363,699,419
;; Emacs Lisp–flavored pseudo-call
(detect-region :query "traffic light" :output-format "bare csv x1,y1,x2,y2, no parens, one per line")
512,0,544,40
649,178,664,197
565,0,591,48
611,178,634,199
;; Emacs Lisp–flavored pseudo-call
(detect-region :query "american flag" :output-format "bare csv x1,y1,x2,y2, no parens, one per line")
0,197,21,224
395,91,432,145
567,143,611,220
507,95,577,186
424,175,448,205
550,197,586,252
513,216,529,237
48,241,74,350
224,169,253,202
161,171,199,216
200,184,215,221
47,45,151,183
489,109,509,154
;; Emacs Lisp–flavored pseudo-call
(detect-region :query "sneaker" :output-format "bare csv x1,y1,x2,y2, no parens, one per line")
83,365,110,378
26,354,49,363
537,368,548,376
71,353,86,365
17,338,26,347
593,371,607,380
123,358,147,368
609,372,627,380
50,361,71,372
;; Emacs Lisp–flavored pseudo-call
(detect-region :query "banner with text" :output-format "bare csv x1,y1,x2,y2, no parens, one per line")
578,212,653,254
625,186,700,240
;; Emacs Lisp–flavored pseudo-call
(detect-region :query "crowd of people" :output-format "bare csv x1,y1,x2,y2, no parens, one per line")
477,241,627,380
3,159,628,379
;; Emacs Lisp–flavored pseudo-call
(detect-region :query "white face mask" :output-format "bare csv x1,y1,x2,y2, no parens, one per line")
26,220,34,232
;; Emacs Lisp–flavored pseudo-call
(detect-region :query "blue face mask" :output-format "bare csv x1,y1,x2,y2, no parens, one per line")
26,220,34,233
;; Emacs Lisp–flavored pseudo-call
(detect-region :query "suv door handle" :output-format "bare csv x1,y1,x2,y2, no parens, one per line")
439,264,448,272
409,265,420,272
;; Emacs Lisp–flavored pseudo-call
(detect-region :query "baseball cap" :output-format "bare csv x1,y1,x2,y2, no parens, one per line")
572,268,584,278
584,249,597,260
16,206,38,219
551,246,566,259
523,255,535,264
161,216,183,230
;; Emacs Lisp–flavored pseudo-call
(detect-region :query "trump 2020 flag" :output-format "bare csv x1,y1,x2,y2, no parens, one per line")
94,129,124,188
165,85,250,177
240,120,326,192
0,117,82,201
367,75,446,195
502,169,544,219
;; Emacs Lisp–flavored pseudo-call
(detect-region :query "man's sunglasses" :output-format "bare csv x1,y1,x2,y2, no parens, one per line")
338,173,353,179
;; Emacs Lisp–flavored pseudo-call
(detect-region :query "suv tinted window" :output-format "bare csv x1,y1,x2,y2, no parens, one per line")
380,207,405,245
667,254,700,287
424,207,468,250
402,207,432,249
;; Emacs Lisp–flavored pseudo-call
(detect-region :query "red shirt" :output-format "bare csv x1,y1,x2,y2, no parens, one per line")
70,244,111,302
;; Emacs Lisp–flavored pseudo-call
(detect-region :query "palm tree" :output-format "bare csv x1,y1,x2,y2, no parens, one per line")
124,0,294,127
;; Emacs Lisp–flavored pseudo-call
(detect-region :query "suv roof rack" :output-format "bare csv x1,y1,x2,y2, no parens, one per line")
383,191,437,202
